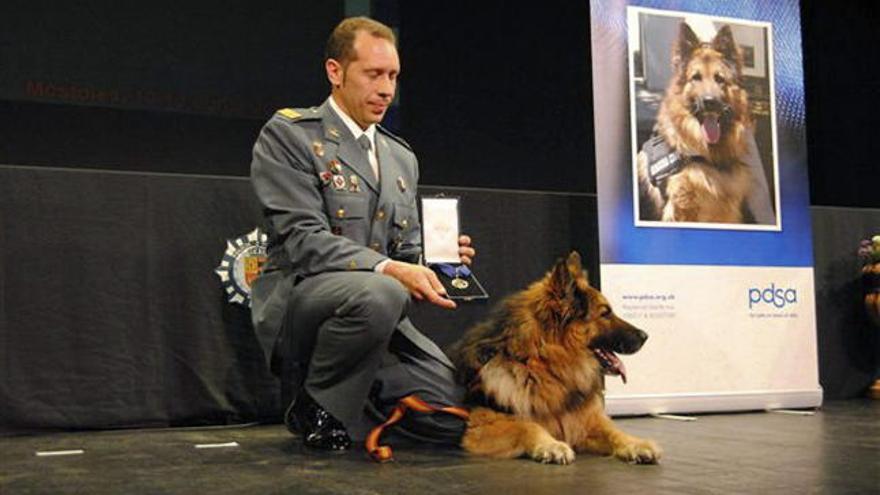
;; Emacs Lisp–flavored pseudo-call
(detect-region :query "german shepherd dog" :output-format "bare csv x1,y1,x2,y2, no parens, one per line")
449,252,661,464
638,23,752,223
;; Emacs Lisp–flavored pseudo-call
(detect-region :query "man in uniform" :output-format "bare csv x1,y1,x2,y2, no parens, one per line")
249,16,475,451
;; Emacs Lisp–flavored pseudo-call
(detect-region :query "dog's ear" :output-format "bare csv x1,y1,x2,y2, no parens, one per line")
566,251,591,285
549,251,590,320
549,255,574,297
566,251,592,317
712,25,742,73
673,22,702,72
549,253,581,298
565,251,583,277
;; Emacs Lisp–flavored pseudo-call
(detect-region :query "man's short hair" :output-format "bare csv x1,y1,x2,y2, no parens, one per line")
325,17,397,66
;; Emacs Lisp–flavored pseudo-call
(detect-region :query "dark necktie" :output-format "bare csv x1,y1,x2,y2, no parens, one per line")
358,134,372,153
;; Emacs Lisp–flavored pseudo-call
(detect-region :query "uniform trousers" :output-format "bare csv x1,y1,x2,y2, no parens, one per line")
275,271,466,443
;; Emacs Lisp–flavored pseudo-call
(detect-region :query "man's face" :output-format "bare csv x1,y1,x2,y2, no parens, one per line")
327,31,399,130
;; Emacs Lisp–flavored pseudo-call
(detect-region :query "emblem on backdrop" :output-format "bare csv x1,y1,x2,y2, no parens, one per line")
215,228,268,306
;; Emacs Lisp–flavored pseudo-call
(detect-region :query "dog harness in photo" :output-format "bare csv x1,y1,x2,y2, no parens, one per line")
644,134,684,187
643,134,707,189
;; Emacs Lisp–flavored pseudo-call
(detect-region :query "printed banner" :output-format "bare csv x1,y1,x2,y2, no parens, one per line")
590,0,821,415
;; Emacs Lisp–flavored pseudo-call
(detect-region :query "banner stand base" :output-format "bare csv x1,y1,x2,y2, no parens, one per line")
606,388,823,417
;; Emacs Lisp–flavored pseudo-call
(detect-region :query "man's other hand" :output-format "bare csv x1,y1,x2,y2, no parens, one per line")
459,235,476,266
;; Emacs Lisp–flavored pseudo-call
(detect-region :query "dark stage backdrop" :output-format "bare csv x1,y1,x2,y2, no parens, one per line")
0,2,341,119
396,2,595,193
801,1,880,208
0,165,598,433
1,1,879,206
0,1,598,193
0,167,279,432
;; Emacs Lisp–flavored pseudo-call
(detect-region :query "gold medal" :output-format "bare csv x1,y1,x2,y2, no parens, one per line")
451,277,470,290
397,176,407,192
313,141,325,157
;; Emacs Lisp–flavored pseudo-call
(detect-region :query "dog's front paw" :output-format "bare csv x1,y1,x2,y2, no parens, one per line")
530,439,575,465
614,438,662,465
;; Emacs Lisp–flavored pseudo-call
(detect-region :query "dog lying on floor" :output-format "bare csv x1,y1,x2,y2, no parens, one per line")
448,252,661,464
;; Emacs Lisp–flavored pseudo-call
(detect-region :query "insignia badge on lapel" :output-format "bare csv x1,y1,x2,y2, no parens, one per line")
319,171,333,187
332,174,347,191
313,141,325,157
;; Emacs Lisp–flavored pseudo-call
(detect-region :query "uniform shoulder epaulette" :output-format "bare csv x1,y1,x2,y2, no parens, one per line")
377,124,413,152
274,107,321,122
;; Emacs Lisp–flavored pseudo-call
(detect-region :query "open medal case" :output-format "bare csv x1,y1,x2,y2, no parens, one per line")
420,195,488,301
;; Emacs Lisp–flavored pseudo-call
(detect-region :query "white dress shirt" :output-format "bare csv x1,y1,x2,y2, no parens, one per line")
328,96,379,180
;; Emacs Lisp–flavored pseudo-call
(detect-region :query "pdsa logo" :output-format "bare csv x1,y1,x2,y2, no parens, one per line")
748,283,798,310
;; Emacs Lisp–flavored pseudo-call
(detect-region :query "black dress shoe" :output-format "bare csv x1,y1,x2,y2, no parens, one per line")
287,391,352,451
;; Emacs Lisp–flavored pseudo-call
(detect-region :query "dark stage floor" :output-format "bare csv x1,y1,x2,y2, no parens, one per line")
2,400,878,494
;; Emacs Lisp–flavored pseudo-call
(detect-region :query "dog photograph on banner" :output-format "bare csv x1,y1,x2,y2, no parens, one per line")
628,8,780,230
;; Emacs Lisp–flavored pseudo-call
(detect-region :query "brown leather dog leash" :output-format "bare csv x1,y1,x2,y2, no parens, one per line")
365,395,470,462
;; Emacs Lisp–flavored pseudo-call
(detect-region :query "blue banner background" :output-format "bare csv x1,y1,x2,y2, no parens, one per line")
592,0,812,267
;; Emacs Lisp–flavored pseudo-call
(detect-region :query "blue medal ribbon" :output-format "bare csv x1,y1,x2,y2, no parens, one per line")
430,263,471,279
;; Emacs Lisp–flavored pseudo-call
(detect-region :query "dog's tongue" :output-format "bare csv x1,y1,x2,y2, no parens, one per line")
594,349,628,384
702,114,721,144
